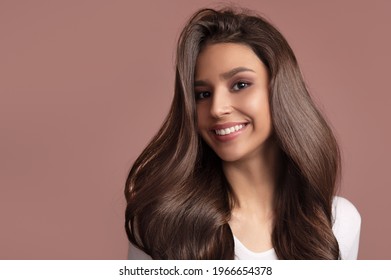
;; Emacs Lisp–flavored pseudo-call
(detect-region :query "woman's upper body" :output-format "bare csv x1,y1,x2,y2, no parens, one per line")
125,7,357,259
128,196,361,260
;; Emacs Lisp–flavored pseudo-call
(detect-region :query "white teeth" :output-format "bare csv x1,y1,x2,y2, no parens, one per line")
215,124,245,135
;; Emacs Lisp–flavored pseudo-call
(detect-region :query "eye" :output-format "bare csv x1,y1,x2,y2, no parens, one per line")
232,81,250,91
195,91,211,100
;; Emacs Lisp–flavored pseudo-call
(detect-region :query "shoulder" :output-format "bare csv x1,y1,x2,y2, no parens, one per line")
332,196,361,231
331,196,361,259
332,196,361,226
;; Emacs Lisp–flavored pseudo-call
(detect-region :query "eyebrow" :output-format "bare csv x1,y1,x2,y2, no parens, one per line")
221,67,255,79
194,67,255,87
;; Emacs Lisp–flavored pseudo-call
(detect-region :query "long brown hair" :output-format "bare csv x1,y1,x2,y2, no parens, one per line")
125,7,340,259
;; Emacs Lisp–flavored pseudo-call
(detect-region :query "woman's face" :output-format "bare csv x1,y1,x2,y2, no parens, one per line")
194,43,273,162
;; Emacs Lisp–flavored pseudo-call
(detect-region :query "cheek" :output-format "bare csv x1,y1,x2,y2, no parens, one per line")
241,90,270,117
196,105,208,129
238,95,264,116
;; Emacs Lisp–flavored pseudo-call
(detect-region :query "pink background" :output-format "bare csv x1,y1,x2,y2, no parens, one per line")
1,0,390,259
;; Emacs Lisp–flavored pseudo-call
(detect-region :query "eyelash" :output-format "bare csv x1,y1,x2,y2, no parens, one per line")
232,81,250,91
195,81,251,100
195,91,211,100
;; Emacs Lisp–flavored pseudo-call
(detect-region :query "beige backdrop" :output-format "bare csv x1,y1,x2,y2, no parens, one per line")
1,0,390,259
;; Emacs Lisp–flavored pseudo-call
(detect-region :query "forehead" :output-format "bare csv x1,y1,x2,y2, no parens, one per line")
195,43,265,79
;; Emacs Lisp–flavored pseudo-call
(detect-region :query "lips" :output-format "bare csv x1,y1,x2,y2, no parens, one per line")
210,122,249,142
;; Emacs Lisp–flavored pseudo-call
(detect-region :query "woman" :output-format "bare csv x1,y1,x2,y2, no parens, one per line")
125,7,361,260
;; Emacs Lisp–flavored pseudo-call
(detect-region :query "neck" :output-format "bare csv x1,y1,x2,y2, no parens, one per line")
223,139,280,216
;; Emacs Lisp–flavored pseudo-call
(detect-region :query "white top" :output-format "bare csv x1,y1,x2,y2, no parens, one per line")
128,196,361,260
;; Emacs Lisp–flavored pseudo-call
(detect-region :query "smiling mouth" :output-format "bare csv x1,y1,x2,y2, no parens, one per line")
214,123,248,136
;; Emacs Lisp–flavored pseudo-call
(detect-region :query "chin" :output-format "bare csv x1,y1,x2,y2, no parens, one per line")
214,150,245,163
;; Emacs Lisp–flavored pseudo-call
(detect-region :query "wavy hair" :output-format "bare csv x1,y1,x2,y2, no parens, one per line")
125,7,341,259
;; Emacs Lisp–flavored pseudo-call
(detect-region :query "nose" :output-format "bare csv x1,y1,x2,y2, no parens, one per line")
209,88,232,119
